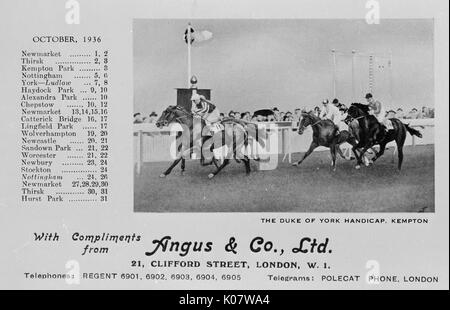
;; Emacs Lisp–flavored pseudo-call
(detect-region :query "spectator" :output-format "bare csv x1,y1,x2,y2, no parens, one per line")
284,111,294,121
421,106,434,118
144,112,158,123
266,114,275,122
243,112,252,121
241,112,250,121
408,108,420,119
134,112,144,124
386,110,396,119
272,107,280,121
293,108,302,122
134,104,436,124
256,114,265,122
313,106,321,118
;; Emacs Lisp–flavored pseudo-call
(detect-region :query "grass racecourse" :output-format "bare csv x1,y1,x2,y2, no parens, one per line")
134,145,434,213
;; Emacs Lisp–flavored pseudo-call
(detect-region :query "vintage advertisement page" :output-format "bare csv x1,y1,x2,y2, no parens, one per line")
0,0,448,294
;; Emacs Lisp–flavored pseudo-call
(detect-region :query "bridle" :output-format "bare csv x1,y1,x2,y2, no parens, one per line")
310,119,323,127
299,114,322,133
163,106,193,124
346,106,368,123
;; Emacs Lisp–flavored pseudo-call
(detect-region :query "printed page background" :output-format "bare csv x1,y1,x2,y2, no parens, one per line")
0,0,448,289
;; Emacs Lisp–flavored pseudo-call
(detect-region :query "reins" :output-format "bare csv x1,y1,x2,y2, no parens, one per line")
299,114,322,132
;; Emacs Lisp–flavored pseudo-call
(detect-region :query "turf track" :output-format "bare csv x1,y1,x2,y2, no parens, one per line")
134,145,434,213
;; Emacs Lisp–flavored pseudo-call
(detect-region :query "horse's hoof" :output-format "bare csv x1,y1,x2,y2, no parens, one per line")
355,165,361,170
208,173,215,179
180,171,185,176
159,173,166,178
292,163,299,167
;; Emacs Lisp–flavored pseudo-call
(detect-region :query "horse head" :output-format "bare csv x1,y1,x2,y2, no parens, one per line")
155,105,190,128
347,103,369,120
298,111,317,135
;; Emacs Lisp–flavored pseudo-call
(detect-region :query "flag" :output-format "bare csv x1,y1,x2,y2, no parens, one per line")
193,30,213,42
184,27,213,44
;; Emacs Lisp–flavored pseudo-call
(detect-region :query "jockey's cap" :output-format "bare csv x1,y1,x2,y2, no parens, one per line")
365,93,373,99
322,99,329,104
191,93,201,101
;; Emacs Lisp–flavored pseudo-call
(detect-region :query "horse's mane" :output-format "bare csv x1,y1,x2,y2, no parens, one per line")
166,105,193,116
301,111,320,123
350,102,370,115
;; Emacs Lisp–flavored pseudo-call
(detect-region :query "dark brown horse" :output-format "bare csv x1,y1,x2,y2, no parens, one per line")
293,112,358,170
346,103,422,170
156,105,264,178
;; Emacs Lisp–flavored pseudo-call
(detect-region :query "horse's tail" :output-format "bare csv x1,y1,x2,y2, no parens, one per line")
405,124,423,138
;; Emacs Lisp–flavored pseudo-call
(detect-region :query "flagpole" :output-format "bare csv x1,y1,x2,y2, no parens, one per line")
187,23,192,87
331,49,336,98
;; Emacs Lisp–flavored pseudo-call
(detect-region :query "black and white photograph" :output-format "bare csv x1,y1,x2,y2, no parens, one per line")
133,19,435,213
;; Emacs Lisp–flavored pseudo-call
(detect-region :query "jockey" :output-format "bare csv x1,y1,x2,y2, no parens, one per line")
191,93,222,135
319,99,348,133
365,93,392,131
191,92,225,160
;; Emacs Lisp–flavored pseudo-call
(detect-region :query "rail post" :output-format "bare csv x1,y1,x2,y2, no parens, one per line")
136,130,143,175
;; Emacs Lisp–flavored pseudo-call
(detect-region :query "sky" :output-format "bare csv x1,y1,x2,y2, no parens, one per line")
133,19,434,115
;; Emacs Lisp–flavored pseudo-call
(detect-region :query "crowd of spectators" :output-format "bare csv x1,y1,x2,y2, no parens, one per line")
134,103,434,124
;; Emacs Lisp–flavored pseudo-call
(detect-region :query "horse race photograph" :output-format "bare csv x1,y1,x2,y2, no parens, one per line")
133,19,434,213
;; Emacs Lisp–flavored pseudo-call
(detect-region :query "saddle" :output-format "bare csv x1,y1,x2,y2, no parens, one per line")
202,117,249,136
200,123,224,137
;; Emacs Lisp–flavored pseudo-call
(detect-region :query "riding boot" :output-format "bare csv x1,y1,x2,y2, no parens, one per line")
212,133,225,160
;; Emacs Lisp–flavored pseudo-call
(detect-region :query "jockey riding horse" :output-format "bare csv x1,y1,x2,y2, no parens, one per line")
190,93,224,159
156,102,265,178
346,102,422,170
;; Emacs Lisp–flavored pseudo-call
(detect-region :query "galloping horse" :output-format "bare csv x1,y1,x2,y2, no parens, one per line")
292,111,359,170
346,103,422,170
156,105,264,178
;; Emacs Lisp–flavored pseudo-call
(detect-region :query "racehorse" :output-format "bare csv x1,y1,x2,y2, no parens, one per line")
155,105,264,179
292,111,359,170
346,103,422,170
346,116,376,166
